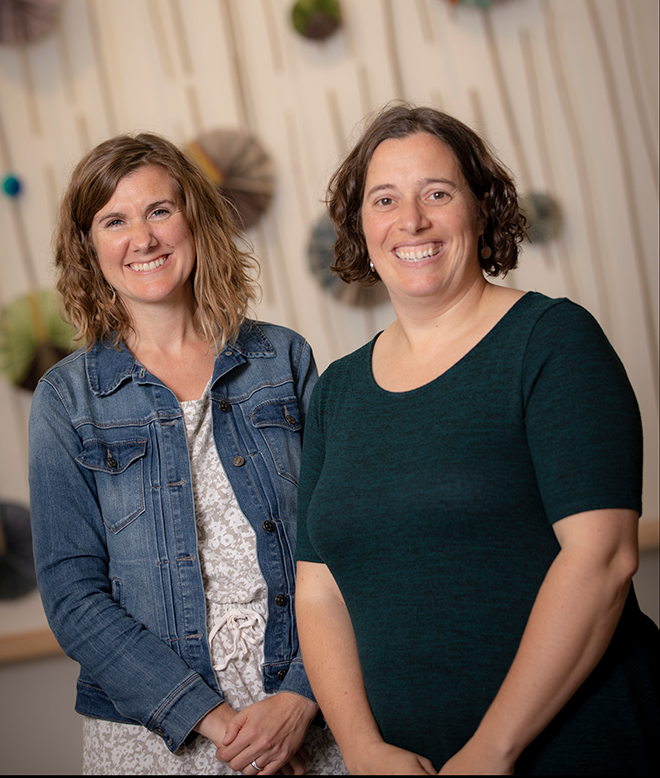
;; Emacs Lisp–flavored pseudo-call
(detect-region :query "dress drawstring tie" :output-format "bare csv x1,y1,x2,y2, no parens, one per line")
208,607,266,673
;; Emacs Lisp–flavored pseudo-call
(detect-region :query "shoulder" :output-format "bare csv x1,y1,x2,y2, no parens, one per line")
314,338,375,394
234,319,311,356
520,293,615,357
34,346,89,399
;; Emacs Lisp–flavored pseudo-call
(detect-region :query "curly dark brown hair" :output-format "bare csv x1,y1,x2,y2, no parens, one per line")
55,132,259,348
326,104,527,285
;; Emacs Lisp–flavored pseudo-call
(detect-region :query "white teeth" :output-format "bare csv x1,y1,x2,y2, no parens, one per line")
130,256,167,272
394,245,441,261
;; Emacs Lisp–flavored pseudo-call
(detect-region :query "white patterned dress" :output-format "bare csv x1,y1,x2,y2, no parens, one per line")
83,382,346,775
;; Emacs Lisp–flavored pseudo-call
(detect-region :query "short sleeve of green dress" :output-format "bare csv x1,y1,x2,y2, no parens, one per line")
296,292,658,775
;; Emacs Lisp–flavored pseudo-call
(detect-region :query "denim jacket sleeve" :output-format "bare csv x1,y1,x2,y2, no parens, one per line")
29,363,223,752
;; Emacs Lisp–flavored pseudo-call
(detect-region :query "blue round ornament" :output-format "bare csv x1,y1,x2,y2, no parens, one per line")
2,175,22,197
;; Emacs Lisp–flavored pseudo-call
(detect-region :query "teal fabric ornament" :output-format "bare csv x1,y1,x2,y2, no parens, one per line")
2,174,21,197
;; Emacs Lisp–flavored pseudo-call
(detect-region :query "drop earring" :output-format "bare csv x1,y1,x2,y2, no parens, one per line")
480,237,492,261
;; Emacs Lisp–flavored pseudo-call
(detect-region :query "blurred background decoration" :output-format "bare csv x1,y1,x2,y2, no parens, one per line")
0,0,61,46
0,0,656,657
187,128,276,230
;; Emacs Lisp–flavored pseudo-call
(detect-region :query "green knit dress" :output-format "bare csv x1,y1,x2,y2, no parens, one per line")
296,292,658,774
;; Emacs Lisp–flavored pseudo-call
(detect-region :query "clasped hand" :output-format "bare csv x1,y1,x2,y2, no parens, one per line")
197,692,318,775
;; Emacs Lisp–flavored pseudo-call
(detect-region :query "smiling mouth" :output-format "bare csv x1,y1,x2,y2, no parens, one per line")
129,255,169,272
394,244,442,262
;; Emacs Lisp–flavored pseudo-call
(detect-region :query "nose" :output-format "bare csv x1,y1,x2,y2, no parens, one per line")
398,199,431,233
130,221,157,252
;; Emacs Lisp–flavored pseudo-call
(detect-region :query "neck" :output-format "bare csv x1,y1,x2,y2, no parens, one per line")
123,300,208,358
389,275,494,352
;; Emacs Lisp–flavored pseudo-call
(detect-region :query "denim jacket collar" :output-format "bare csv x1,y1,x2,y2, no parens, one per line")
86,320,276,397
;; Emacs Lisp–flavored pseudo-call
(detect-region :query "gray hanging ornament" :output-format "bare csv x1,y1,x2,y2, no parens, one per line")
520,192,562,245
0,0,61,45
307,211,389,307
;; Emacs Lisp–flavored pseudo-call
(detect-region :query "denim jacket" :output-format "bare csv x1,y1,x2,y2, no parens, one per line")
29,321,318,753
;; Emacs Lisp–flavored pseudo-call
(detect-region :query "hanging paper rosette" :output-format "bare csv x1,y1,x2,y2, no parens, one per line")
187,129,275,231
520,192,562,245
307,211,389,307
0,502,36,600
0,0,61,45
291,0,342,41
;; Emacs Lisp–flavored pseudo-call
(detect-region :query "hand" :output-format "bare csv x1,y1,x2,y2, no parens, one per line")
438,737,515,775
348,741,436,775
215,692,318,775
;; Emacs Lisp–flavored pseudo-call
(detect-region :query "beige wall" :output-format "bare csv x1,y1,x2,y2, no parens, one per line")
0,2,657,769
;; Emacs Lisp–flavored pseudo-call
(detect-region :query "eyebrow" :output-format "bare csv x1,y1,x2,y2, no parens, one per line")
94,199,178,224
364,177,457,199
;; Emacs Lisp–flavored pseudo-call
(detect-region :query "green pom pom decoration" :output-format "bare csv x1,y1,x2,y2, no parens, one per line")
291,0,341,41
0,290,75,391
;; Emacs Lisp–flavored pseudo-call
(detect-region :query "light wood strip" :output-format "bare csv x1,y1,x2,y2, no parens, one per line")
639,519,659,553
168,0,194,76
0,628,63,666
146,0,176,81
416,0,435,45
520,28,579,302
219,0,252,131
616,0,659,196
86,0,120,136
260,0,284,74
543,1,612,334
382,0,405,100
585,0,658,402
17,45,41,137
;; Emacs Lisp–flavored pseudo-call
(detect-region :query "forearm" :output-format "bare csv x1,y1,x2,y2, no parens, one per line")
295,569,382,768
467,538,635,765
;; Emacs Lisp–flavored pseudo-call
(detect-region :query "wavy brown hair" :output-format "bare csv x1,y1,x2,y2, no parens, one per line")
327,104,527,285
55,132,259,348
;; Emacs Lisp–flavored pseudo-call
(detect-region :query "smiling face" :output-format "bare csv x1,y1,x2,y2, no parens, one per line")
361,132,485,309
90,165,196,320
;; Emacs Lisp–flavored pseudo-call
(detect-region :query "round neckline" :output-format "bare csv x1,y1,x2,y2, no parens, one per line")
368,291,533,396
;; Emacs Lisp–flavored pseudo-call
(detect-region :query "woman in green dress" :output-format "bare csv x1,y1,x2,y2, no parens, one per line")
294,105,658,775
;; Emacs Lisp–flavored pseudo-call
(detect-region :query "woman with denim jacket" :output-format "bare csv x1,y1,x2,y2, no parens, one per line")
29,133,345,776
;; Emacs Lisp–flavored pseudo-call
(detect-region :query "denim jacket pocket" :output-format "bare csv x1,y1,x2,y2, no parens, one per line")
76,438,148,533
250,397,302,485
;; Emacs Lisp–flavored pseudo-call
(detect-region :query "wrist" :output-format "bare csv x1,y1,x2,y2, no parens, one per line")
193,701,235,740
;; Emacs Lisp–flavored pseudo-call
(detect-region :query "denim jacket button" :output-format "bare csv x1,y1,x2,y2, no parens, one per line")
285,414,297,425
275,593,287,606
232,455,245,467
106,454,117,469
263,520,275,532
277,668,288,681
153,727,165,737
219,400,230,412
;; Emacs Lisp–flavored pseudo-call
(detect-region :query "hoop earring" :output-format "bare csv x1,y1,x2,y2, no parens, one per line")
480,236,492,261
